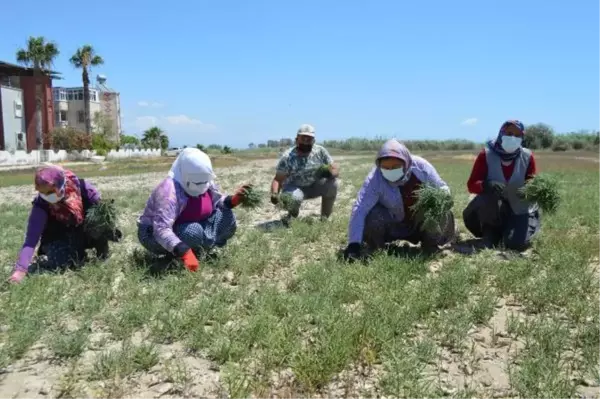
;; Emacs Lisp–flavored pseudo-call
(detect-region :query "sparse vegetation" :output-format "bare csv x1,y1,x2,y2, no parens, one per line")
0,152,597,398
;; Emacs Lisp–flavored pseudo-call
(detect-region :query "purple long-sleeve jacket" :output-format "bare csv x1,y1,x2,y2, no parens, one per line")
347,155,450,244
137,177,226,253
15,179,101,272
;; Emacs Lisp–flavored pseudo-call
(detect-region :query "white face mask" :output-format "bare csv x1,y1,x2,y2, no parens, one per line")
185,181,209,197
501,136,522,153
380,167,405,182
40,192,63,204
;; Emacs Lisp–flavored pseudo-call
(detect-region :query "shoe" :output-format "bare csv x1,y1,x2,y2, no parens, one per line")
481,229,500,249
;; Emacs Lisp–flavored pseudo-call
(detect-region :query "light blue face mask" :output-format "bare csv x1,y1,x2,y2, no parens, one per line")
500,136,522,153
39,184,65,204
380,167,405,182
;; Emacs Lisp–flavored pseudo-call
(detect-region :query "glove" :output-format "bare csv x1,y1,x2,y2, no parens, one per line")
181,249,199,272
270,193,279,206
343,243,361,262
483,180,506,198
230,184,253,208
8,269,27,284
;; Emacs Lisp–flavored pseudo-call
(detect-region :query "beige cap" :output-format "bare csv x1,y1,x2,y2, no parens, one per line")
297,123,315,137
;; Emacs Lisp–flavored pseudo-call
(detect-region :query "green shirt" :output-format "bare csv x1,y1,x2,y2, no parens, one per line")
276,144,334,187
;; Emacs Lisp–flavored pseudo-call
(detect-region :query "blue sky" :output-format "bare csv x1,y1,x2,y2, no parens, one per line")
1,0,598,148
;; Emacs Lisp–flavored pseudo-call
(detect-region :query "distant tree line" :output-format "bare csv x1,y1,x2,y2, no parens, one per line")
323,123,599,152
248,138,294,149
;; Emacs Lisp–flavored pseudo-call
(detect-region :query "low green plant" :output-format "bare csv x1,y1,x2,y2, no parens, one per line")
518,174,561,213
410,185,454,234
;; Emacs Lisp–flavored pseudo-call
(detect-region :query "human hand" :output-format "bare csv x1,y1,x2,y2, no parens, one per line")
181,249,199,272
8,269,27,284
483,180,506,197
270,193,279,205
343,243,361,262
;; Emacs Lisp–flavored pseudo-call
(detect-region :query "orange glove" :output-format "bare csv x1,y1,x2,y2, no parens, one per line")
230,184,252,207
181,249,199,272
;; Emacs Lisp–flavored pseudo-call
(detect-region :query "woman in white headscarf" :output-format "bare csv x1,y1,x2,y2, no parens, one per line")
137,148,251,272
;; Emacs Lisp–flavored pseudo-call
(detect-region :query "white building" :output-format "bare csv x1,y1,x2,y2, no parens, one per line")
52,75,121,142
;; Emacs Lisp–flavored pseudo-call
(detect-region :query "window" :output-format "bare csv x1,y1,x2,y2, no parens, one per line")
53,90,60,101
90,91,97,102
14,99,23,118
59,110,67,122
60,91,66,101
77,91,83,100
67,91,73,100
78,111,85,123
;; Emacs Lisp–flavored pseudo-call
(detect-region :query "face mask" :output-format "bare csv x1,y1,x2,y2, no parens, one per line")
500,136,522,153
380,167,405,182
185,181,209,197
40,192,63,204
297,144,313,153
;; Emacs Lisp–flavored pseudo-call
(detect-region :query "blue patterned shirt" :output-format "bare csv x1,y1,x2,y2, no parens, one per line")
276,145,334,187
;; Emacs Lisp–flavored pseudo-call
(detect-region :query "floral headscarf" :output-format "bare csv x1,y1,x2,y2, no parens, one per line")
35,165,85,226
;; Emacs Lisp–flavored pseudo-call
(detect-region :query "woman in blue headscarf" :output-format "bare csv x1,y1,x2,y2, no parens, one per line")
462,120,540,250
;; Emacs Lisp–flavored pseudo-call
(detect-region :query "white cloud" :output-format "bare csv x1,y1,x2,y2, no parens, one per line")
137,101,164,108
460,118,478,126
133,114,216,131
165,114,204,125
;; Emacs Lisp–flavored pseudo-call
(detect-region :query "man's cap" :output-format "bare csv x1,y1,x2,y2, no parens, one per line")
297,124,315,137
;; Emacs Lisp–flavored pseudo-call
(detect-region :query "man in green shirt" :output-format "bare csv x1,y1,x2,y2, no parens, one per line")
270,124,340,221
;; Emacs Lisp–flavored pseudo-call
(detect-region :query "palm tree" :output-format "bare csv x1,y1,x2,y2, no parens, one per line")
16,36,60,150
70,45,104,135
141,126,169,150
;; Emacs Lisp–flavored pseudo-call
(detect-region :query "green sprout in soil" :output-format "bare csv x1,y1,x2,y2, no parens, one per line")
410,185,454,234
84,199,118,240
518,174,561,214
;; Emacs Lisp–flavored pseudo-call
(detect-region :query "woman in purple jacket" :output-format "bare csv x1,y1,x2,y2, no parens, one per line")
9,165,122,283
137,148,251,273
343,139,456,261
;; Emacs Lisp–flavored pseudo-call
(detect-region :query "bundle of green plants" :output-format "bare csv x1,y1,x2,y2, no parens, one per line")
239,186,264,209
278,192,296,212
410,185,454,234
518,174,561,214
315,164,332,178
84,199,118,240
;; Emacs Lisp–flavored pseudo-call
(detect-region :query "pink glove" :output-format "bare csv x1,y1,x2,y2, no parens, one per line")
8,270,27,284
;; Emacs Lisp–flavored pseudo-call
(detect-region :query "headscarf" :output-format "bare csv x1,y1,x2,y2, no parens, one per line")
168,148,215,196
35,165,85,226
376,139,413,186
486,119,525,161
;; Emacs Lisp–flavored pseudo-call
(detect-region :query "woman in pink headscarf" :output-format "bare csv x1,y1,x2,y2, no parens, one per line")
8,165,122,283
343,139,456,261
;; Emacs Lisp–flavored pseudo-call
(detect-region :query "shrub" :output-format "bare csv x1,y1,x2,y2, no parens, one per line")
92,134,116,153
46,127,91,151
571,140,585,150
95,148,107,157
552,140,569,152
221,146,234,154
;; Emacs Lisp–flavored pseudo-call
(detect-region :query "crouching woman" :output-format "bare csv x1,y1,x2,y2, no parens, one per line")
343,139,456,261
462,120,540,251
9,165,122,283
137,148,251,272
